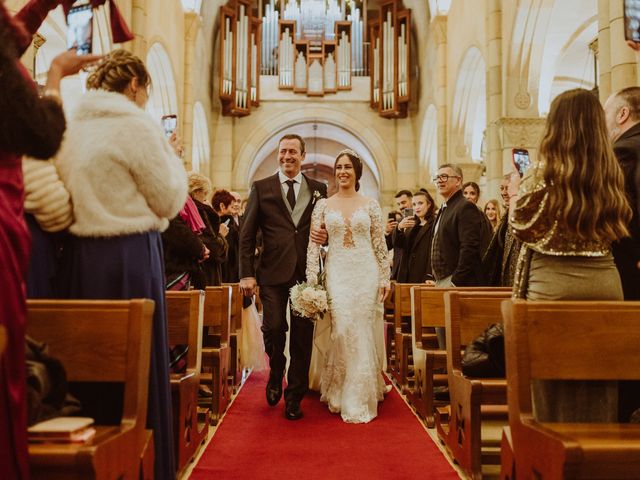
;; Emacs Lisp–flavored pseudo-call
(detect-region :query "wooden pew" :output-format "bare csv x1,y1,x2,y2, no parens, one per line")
408,286,511,428
27,299,154,480
223,283,244,392
383,280,396,373
502,300,640,479
437,290,511,480
200,286,232,425
499,427,515,480
391,282,423,391
166,290,209,475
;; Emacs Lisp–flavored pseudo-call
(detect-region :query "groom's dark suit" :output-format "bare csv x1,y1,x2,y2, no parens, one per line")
240,172,327,403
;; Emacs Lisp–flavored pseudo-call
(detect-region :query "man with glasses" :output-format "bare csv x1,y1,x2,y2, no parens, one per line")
429,164,486,346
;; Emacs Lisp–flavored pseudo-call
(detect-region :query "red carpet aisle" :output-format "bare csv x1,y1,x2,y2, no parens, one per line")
190,372,459,479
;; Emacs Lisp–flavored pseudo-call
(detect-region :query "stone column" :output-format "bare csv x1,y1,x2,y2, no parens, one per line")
457,162,484,184
496,117,546,173
433,15,448,168
598,0,637,101
484,0,503,197
131,0,148,58
182,11,201,171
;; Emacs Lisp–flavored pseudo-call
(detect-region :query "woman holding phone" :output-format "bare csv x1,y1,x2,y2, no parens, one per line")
55,49,186,479
510,88,631,422
393,190,437,283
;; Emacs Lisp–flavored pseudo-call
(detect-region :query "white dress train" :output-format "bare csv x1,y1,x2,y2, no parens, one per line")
306,198,390,423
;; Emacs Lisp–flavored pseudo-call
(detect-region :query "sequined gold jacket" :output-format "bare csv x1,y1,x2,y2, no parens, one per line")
510,164,611,257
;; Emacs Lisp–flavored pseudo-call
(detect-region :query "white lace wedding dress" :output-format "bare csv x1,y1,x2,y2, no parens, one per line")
306,198,390,423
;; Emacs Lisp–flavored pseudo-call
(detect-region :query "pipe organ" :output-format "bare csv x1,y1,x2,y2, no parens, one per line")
219,0,411,118
369,0,410,118
219,0,261,116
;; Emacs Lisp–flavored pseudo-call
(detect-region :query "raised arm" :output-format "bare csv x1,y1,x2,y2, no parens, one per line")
305,199,326,285
369,200,391,288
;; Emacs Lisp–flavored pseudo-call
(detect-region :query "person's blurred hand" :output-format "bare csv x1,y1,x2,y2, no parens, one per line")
310,223,328,245
385,218,397,235
627,40,640,52
49,51,102,78
168,132,184,158
507,171,521,199
219,222,229,237
398,216,416,230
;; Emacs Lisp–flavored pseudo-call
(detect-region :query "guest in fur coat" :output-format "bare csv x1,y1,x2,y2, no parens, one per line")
55,49,187,479
188,172,229,286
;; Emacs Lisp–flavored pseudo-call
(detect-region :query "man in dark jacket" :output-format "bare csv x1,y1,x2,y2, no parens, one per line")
604,86,640,301
604,87,640,423
429,164,486,347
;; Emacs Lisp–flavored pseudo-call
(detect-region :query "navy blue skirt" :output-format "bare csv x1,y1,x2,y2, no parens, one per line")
60,231,175,479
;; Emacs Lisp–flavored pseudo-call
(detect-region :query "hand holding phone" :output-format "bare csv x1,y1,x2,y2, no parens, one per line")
66,3,94,55
512,148,530,178
161,114,178,138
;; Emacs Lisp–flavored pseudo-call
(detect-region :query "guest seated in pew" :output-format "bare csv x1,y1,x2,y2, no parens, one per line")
393,190,437,283
55,49,188,478
188,172,228,286
509,88,632,423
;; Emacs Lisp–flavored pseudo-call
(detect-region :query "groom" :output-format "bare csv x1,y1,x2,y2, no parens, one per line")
239,134,327,420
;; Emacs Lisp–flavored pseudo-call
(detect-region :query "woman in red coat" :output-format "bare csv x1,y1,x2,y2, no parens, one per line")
0,3,98,477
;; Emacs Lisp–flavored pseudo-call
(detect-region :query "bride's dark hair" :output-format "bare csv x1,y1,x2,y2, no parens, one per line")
334,149,363,191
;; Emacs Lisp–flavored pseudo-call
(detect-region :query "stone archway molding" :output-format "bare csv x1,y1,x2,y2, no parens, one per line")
233,106,396,192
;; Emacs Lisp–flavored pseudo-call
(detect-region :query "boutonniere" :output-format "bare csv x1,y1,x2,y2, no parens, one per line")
312,190,322,205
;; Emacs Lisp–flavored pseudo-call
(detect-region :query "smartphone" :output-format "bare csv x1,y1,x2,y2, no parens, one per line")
388,212,396,221
66,3,93,55
223,219,231,227
625,0,640,42
512,148,530,178
402,207,414,218
161,114,178,138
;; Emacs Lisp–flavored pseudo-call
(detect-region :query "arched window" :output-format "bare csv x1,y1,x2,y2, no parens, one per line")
191,102,210,172
146,43,179,121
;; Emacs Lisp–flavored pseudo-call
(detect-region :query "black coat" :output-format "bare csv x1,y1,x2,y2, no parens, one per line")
612,122,640,300
161,215,206,289
394,216,436,283
431,189,486,286
239,173,327,286
220,214,240,283
193,199,227,286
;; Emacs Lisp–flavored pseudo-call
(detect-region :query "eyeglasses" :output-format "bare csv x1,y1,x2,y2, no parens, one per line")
432,174,461,183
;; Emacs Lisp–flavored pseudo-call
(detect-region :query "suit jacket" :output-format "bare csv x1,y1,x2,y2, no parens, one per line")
431,189,485,286
239,173,327,286
385,233,403,280
612,122,640,300
394,216,435,283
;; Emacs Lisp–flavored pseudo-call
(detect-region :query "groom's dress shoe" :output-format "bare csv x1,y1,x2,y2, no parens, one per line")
266,375,282,406
284,401,303,420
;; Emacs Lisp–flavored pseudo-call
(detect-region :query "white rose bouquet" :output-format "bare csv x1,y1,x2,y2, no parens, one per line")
290,280,328,322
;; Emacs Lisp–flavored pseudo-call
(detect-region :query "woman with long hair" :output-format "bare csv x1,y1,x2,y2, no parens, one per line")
483,199,501,232
394,190,437,283
462,181,481,204
56,49,187,478
510,88,631,422
306,148,390,423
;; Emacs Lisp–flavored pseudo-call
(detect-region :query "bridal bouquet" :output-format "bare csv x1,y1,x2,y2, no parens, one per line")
290,281,328,321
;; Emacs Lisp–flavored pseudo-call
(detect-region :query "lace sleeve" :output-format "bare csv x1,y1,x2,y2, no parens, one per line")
369,200,391,288
305,198,326,285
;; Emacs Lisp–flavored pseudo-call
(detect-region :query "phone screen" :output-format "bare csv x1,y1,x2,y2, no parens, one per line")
402,208,414,218
388,212,396,221
66,3,93,55
512,149,530,178
161,115,178,137
625,0,640,42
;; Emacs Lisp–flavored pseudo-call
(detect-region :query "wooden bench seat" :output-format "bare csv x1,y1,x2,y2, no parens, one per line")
27,299,154,480
436,290,511,480
390,282,424,391
200,286,232,424
223,283,245,392
407,286,511,428
502,299,640,479
166,290,209,475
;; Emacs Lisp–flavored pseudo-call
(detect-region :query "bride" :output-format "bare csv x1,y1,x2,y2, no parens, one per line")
306,148,391,423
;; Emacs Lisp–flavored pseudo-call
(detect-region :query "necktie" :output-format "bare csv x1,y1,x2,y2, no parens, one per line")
285,179,296,209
